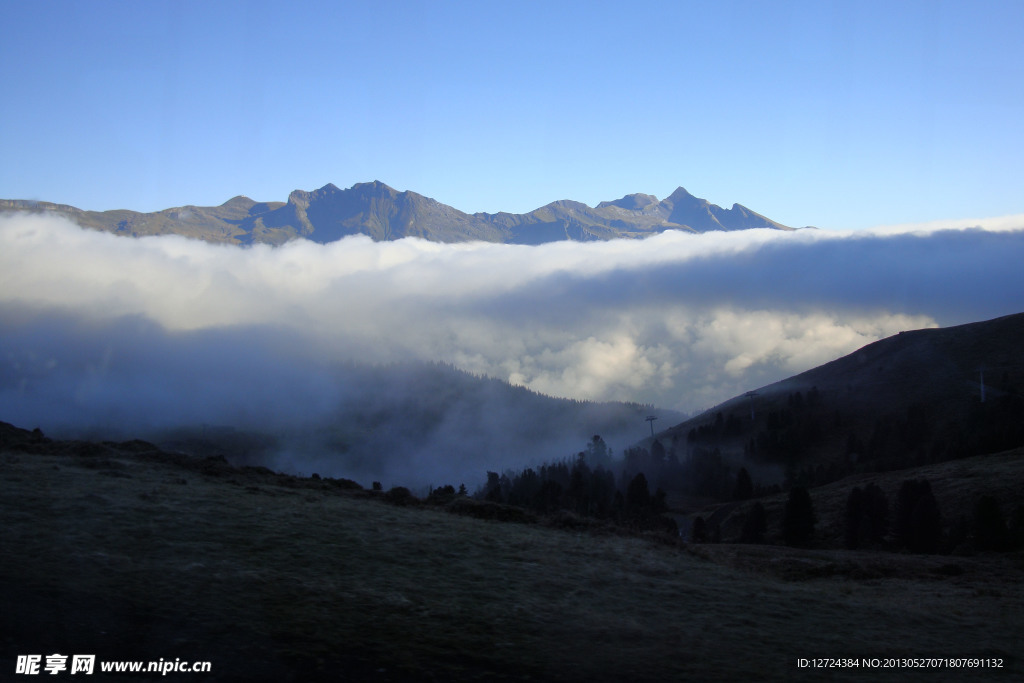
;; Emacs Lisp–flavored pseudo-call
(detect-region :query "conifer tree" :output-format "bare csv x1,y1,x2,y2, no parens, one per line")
845,486,865,549
896,479,942,553
741,502,767,543
782,486,815,547
973,495,1007,552
733,467,754,501
691,516,708,543
626,472,651,516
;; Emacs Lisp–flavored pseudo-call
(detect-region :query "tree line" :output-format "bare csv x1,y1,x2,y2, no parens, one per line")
701,478,1024,554
684,382,1024,492
477,435,676,533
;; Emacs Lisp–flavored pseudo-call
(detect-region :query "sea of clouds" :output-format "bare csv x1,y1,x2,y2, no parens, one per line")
2,213,1022,484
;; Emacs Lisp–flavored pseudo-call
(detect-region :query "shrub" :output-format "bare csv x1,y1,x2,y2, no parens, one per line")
445,497,534,524
427,484,457,505
325,477,363,490
383,486,418,506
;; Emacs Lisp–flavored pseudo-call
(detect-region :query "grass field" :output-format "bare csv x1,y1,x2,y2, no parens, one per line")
1,438,1021,681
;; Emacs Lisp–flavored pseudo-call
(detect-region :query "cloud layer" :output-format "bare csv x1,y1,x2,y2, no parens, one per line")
2,213,1022,484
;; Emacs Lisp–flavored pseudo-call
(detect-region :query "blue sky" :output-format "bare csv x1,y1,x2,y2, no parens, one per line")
2,0,1022,229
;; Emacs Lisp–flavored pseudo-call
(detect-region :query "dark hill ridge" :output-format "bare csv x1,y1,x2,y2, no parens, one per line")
652,312,1024,486
1,182,798,246
776,312,1024,411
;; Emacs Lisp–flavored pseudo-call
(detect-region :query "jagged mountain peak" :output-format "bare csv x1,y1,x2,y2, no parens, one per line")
666,186,698,201
663,187,717,213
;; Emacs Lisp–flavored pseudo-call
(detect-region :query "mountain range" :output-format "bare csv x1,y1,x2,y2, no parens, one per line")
1,182,799,245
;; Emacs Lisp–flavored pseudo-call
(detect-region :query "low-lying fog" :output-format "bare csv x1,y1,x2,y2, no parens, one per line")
2,213,1022,487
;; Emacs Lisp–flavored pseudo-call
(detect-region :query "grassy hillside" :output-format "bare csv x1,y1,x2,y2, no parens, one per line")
1,423,1019,681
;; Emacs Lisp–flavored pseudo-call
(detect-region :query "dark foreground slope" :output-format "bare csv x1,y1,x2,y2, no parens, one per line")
1,423,1019,682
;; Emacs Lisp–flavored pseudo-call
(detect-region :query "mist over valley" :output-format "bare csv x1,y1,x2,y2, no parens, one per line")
2,202,1023,490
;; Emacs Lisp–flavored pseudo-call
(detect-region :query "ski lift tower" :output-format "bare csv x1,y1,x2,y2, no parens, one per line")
744,391,758,421
645,415,658,437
